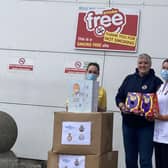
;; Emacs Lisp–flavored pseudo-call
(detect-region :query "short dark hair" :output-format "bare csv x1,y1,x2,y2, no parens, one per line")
162,58,168,65
86,62,100,72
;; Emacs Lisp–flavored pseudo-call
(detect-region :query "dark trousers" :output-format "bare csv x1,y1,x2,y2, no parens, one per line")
154,142,168,168
122,123,154,168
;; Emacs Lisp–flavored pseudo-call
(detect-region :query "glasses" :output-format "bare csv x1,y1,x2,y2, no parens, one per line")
88,70,98,74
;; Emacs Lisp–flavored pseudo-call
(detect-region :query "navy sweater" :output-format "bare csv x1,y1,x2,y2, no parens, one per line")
115,68,163,127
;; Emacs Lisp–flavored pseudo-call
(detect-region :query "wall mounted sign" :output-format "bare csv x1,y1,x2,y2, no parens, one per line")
75,7,139,52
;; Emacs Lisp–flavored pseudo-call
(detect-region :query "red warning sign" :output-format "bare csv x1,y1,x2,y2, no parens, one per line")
9,57,33,71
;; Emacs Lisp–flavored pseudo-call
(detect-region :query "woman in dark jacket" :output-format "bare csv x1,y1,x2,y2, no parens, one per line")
115,53,162,168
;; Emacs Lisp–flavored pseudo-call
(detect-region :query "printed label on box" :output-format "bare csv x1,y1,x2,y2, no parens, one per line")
59,155,85,168
61,121,91,145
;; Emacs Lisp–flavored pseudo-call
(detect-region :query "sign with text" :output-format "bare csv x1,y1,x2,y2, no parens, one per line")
9,57,33,71
75,7,139,52
64,60,88,74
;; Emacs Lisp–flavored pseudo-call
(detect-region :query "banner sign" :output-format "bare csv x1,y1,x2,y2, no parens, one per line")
75,7,139,52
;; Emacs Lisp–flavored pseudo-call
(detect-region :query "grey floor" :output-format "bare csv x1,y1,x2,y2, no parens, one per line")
0,151,47,168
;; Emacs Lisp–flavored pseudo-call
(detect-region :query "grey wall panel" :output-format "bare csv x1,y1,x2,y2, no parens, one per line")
103,55,137,111
139,6,168,58
0,1,107,55
110,0,143,5
144,0,168,5
0,51,104,107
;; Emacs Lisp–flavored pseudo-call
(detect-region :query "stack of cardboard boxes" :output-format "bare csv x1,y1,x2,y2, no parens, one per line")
47,80,118,168
47,112,118,168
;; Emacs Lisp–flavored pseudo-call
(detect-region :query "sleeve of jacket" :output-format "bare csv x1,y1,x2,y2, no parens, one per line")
115,76,129,107
155,76,163,90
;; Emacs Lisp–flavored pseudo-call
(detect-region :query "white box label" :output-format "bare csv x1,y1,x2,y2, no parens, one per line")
59,155,86,168
61,121,91,145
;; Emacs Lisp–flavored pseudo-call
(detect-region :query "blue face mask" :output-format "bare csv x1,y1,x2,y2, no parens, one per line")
160,69,168,81
86,73,97,80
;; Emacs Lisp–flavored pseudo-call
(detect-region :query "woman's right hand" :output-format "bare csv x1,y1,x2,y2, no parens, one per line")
119,103,130,114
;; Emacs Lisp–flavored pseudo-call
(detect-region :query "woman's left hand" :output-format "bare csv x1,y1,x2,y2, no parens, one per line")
145,115,155,121
153,112,163,120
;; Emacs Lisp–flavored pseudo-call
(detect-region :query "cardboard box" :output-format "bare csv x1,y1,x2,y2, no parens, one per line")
110,151,118,168
125,92,142,113
47,151,118,168
68,80,99,112
52,112,113,155
125,92,160,117
140,93,159,117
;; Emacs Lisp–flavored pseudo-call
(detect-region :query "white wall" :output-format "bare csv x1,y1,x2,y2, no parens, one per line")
0,0,168,167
